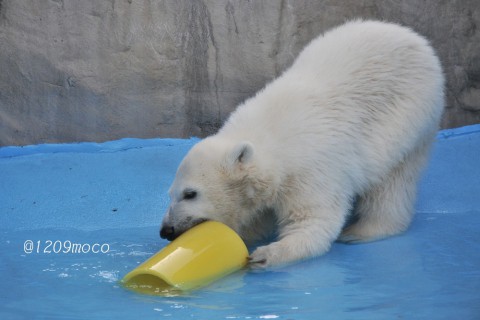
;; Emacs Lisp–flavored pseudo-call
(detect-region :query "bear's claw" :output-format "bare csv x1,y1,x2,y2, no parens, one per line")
248,245,280,269
247,256,267,267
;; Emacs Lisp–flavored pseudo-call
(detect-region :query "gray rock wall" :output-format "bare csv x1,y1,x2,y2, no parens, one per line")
1,0,479,146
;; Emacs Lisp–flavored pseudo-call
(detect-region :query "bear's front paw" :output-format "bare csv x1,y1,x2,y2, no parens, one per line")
248,244,282,269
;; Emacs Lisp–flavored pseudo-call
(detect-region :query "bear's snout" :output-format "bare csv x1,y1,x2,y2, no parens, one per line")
160,217,210,241
160,225,176,241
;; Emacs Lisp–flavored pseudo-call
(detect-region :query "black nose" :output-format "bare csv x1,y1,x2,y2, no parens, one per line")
160,225,175,241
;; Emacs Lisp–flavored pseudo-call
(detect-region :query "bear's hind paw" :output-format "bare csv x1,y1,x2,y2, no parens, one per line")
336,233,366,244
337,224,384,244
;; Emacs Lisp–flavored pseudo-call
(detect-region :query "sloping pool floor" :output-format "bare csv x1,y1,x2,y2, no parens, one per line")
1,125,479,319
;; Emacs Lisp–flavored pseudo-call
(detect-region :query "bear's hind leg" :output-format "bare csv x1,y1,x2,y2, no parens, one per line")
338,141,432,243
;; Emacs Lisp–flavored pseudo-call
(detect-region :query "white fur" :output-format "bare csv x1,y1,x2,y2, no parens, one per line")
161,20,444,268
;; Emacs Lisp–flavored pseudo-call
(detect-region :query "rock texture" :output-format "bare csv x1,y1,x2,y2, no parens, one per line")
0,0,479,146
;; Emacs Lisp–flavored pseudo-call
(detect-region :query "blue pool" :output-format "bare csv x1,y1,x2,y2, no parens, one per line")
1,125,479,319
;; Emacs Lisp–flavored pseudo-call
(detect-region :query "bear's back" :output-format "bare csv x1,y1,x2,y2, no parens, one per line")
220,20,444,179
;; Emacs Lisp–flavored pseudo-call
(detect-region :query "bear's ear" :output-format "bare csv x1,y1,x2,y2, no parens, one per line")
226,141,254,169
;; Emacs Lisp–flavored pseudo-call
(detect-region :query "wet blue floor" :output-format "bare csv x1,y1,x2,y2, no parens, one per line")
1,125,479,319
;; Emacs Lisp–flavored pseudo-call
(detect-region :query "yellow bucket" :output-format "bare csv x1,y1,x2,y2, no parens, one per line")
121,221,248,295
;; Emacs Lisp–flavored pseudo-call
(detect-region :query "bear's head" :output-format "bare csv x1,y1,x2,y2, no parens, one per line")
160,136,276,241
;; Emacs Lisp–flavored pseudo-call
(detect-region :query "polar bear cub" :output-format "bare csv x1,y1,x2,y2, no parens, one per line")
160,20,444,268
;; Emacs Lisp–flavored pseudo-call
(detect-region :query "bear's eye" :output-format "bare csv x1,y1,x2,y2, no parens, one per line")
183,189,197,200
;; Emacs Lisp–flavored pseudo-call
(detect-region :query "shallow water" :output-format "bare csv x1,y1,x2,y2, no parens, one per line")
1,127,480,319
1,216,479,319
